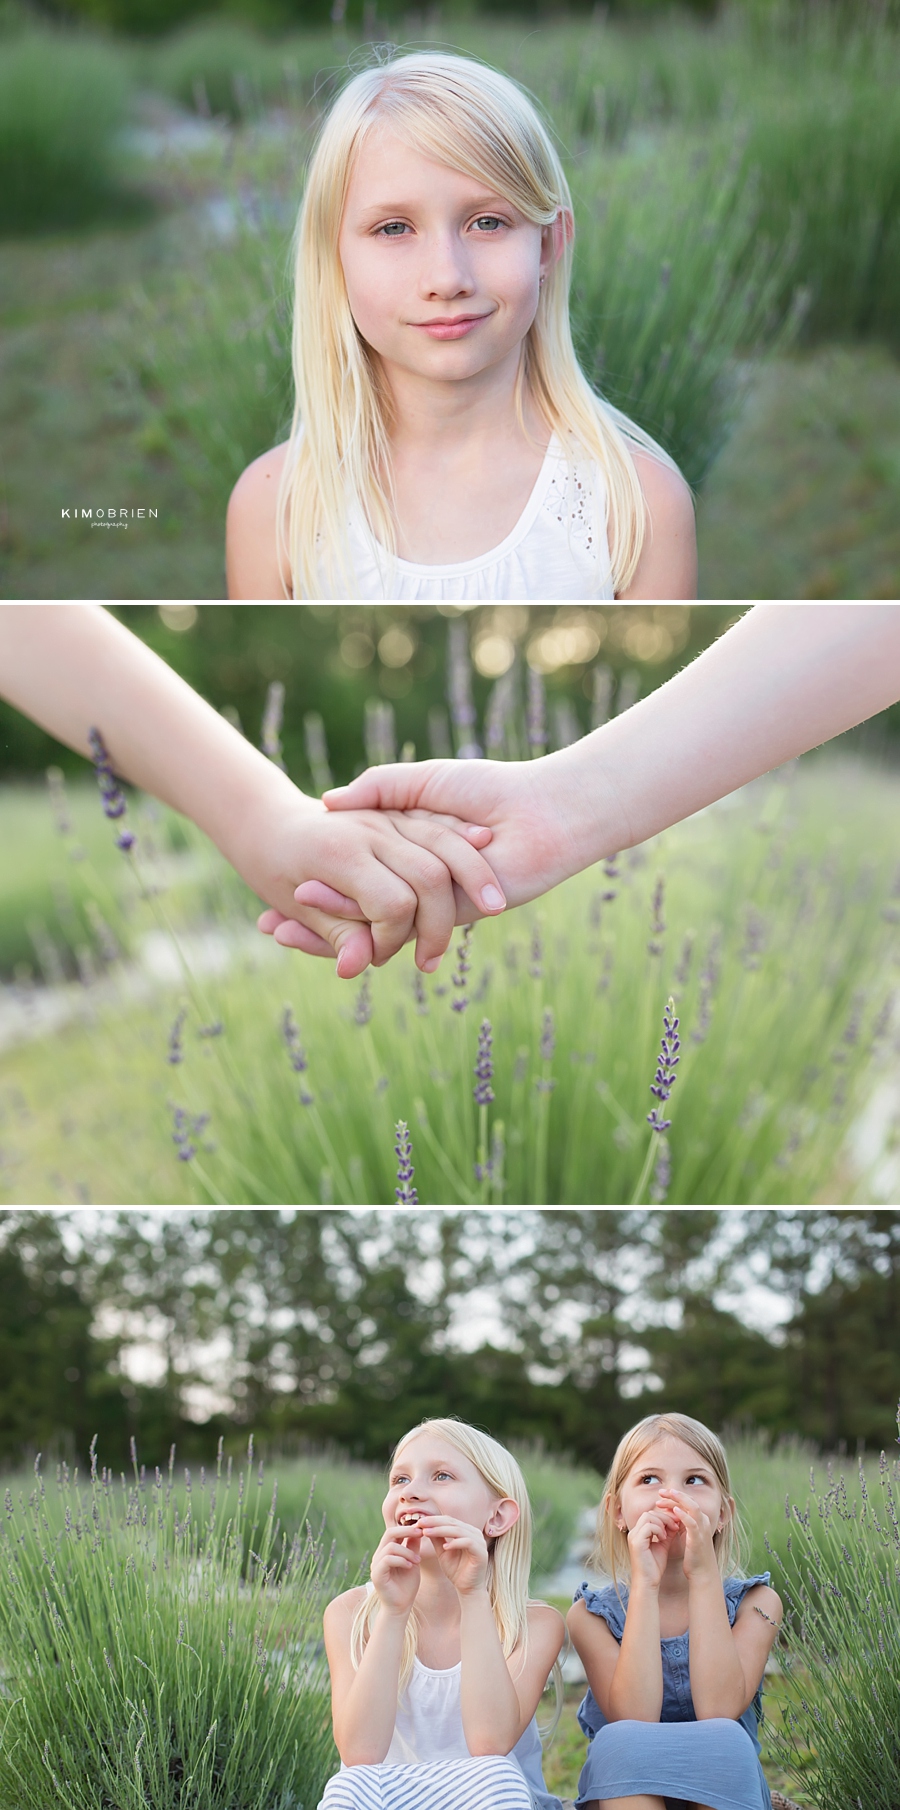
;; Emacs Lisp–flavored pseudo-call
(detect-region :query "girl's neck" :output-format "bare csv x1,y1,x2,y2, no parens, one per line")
374,344,544,460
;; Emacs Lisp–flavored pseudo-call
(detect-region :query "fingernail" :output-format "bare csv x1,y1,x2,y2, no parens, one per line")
336,949,351,978
481,885,506,911
422,956,442,973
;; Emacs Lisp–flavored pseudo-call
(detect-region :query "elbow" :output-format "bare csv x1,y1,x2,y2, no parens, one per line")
336,1741,391,1767
694,1701,746,1723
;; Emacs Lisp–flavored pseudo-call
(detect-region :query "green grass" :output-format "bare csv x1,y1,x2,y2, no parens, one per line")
1,753,898,1208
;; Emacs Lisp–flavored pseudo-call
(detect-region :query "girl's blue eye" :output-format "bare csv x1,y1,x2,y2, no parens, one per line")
472,216,503,232
378,222,409,237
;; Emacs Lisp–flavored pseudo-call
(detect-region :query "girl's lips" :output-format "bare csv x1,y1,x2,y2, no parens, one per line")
398,1511,423,1526
411,315,490,340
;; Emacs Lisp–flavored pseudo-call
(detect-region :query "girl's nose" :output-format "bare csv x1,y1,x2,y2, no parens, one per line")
419,234,475,298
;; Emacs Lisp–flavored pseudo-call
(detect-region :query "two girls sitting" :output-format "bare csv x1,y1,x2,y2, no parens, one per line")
320,1412,782,1810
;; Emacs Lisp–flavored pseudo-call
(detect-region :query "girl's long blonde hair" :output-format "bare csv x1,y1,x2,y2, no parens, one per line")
277,49,678,598
591,1412,746,1589
350,1418,533,1694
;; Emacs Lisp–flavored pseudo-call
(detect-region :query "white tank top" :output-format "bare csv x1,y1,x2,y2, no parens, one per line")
318,437,614,600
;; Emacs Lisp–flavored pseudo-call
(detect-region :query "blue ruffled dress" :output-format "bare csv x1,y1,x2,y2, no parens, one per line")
573,1574,773,1810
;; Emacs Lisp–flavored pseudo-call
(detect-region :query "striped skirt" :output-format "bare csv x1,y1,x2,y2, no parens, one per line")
318,1755,536,1810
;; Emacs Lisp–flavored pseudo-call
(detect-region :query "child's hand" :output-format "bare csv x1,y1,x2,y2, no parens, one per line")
655,1488,720,1583
369,1522,424,1616
319,757,605,922
251,801,506,976
412,1514,491,1597
626,1504,681,1589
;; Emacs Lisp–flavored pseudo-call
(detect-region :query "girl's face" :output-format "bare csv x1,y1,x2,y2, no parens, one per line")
615,1434,731,1552
383,1432,518,1542
338,124,557,392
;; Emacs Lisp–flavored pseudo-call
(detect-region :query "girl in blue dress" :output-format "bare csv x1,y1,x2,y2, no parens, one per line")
567,1412,781,1810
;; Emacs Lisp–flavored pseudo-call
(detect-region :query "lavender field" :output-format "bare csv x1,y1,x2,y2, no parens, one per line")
1,730,898,1206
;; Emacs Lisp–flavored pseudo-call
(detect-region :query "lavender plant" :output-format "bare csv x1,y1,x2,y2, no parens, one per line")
0,1441,338,1810
768,1409,900,1810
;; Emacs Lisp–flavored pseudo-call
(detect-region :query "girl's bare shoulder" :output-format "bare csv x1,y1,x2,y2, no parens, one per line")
323,1583,369,1629
621,447,697,599
225,441,291,599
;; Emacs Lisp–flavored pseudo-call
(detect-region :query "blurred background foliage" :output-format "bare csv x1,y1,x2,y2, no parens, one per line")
1,1206,899,1473
2,0,900,595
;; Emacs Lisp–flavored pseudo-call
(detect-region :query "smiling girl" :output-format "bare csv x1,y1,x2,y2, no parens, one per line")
318,1418,564,1810
567,1413,781,1810
226,52,696,600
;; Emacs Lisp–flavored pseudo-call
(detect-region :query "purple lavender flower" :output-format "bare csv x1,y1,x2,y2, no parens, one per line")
647,996,680,1133
740,906,767,971
650,1136,671,1203
602,852,620,903
526,666,547,757
167,1008,187,1066
261,681,286,770
354,975,373,1026
673,933,694,991
46,766,72,838
412,972,429,1016
282,1004,314,1103
170,1104,211,1163
529,925,543,980
451,925,472,1013
447,622,482,759
647,875,666,956
540,1008,556,1061
691,930,722,1044
88,727,135,850
394,1120,419,1204
473,1019,494,1105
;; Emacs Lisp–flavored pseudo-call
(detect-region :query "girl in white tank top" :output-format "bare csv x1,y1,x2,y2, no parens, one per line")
226,53,696,602
318,1419,564,1810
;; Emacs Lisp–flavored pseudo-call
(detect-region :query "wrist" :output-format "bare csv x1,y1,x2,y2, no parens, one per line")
540,738,632,878
214,763,319,893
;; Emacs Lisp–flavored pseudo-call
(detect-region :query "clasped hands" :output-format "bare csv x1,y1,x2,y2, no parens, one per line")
256,754,588,979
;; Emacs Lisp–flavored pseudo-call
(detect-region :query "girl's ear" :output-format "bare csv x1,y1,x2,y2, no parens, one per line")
484,1496,519,1538
539,207,575,281
716,1494,736,1534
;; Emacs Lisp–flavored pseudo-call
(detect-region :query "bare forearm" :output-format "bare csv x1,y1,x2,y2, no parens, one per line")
0,604,310,867
549,604,900,871
607,1588,663,1722
458,1589,521,1754
334,1610,409,1764
687,1581,746,1719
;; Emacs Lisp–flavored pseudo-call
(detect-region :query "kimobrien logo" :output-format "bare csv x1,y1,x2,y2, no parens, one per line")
61,508,159,530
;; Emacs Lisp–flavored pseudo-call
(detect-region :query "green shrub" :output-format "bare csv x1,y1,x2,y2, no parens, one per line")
146,19,305,119
0,1442,338,1810
0,32,134,234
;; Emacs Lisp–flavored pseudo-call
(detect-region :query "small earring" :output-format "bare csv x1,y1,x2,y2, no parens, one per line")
539,274,545,288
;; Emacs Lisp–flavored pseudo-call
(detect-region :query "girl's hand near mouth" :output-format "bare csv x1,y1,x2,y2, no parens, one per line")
411,1514,492,1596
370,1523,424,1615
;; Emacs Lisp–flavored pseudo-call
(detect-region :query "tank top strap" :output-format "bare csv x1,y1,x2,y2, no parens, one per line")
722,1573,772,1626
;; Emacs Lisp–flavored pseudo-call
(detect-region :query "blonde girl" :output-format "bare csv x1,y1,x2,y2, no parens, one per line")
319,1418,565,1810
227,51,696,601
567,1412,781,1810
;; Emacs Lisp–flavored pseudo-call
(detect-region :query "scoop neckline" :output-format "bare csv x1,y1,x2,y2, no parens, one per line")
412,1655,462,1676
356,435,562,577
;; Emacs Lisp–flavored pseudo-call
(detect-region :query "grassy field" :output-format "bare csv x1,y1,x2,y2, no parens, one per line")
2,750,899,1207
2,7,900,599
